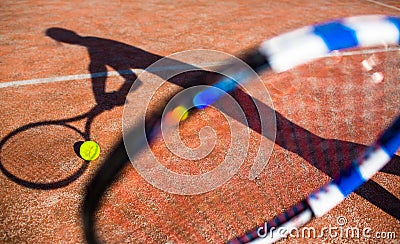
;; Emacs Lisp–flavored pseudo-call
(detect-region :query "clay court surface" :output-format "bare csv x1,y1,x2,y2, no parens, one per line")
1,0,399,243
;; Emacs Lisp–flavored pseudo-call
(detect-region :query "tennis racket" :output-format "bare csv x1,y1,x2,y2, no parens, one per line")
0,49,140,190
225,15,400,243
83,15,400,243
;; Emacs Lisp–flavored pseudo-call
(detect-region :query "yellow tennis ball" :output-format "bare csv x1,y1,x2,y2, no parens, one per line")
173,105,189,121
79,141,100,161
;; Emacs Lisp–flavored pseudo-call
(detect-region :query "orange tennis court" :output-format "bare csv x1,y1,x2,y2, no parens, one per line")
1,1,399,243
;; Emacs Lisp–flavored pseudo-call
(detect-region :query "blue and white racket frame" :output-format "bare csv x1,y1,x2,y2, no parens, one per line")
226,15,400,244
82,15,400,244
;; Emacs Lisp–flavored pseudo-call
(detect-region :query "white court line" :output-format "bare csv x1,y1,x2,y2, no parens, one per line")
365,0,400,11
1,47,399,89
0,70,134,88
0,62,228,89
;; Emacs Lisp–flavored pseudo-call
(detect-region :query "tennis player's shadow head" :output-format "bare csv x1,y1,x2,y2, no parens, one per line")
46,28,83,45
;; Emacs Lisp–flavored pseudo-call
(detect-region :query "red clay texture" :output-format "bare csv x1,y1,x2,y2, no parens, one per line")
1,1,399,243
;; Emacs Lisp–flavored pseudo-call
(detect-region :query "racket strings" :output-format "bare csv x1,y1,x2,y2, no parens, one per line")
226,47,397,243
93,49,397,243
83,15,400,244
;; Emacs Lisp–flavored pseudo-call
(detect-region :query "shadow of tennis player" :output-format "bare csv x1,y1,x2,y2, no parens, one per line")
41,28,398,243
42,28,400,219
0,28,201,191
1,28,397,221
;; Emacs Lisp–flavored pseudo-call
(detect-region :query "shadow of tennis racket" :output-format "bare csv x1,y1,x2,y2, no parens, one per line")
0,89,132,190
